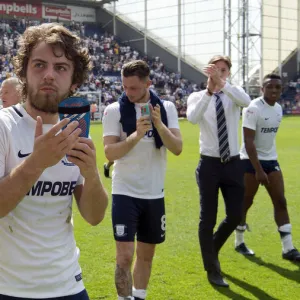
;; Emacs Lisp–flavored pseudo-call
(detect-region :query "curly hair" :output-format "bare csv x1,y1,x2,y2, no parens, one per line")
13,23,92,99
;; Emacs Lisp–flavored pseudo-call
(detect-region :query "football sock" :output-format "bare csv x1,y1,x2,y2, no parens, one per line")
132,287,146,299
235,224,247,247
278,224,294,253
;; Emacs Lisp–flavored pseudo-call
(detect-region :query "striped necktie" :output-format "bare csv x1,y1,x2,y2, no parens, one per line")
215,93,230,162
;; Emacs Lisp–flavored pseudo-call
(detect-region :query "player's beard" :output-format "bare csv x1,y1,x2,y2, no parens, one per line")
27,85,71,114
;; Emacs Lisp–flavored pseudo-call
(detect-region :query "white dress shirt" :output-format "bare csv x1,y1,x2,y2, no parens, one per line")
187,82,251,157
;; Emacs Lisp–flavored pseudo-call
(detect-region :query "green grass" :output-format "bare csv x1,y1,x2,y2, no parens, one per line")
74,117,300,300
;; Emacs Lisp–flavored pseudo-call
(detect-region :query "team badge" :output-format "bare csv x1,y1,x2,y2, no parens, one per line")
115,224,127,237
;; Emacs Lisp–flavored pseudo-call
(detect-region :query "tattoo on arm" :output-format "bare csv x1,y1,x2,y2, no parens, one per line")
115,264,132,297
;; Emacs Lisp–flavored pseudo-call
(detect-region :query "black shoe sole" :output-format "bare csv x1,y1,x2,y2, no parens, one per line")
235,248,255,256
282,256,300,262
235,250,255,256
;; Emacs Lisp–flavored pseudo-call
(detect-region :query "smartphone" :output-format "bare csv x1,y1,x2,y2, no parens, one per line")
58,96,91,138
141,103,151,117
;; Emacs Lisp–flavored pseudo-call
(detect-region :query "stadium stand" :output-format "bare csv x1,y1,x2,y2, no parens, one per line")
0,17,298,117
0,18,199,118
280,77,300,115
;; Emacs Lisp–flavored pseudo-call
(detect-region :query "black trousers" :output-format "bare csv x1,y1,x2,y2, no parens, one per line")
195,155,244,272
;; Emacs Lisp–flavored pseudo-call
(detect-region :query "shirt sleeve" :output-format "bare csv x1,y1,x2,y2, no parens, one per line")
76,174,84,186
186,91,211,124
102,103,121,137
163,101,180,129
242,106,259,130
222,82,251,108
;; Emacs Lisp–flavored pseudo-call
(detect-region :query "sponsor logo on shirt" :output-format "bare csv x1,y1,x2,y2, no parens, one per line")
18,150,31,158
260,127,278,133
26,181,77,196
144,129,154,138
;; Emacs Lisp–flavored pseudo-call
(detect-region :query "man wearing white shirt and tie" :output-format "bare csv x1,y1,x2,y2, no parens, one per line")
187,55,251,287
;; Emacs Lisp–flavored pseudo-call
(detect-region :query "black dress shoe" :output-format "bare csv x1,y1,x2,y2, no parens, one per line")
207,270,229,287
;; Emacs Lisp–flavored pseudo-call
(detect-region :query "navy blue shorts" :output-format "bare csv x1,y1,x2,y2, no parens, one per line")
0,289,89,300
243,159,281,174
112,194,166,244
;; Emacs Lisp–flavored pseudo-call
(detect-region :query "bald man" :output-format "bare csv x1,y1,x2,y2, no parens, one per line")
1,77,22,108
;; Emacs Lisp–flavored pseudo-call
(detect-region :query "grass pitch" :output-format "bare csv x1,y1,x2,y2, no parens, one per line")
74,117,300,300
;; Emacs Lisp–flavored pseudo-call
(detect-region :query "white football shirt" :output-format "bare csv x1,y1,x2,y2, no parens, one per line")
102,100,179,199
0,104,85,298
240,97,283,160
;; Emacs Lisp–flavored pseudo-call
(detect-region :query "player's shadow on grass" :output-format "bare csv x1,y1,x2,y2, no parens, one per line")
223,273,279,300
211,284,252,300
245,255,300,284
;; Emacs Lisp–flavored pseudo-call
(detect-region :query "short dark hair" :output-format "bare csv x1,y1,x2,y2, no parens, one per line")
263,73,282,82
13,23,92,99
208,55,232,70
121,60,150,80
